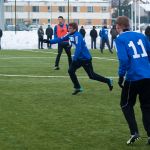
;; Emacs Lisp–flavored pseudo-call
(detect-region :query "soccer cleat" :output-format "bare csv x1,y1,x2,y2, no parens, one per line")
147,137,150,145
126,134,140,145
54,66,60,70
108,78,113,91
72,88,83,95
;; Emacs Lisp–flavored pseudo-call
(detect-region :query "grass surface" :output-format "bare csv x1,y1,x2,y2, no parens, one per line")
0,49,149,150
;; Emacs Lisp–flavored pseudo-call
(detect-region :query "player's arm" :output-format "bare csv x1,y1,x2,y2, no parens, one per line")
43,34,69,44
115,38,129,88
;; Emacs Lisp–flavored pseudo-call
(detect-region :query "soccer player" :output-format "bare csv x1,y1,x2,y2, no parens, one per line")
115,16,150,145
53,16,72,70
43,22,113,95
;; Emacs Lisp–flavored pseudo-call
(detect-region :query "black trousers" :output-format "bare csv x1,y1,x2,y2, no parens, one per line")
91,38,97,49
100,38,111,53
110,37,115,50
68,59,109,89
47,36,52,48
120,79,150,136
38,37,43,49
0,38,1,49
55,42,72,67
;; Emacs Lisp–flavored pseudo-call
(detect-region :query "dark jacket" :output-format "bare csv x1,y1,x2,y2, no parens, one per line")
110,26,118,39
90,29,98,39
45,27,53,37
38,27,44,38
79,28,86,38
0,29,3,38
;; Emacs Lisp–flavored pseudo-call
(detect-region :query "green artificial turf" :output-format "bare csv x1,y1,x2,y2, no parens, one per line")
0,49,149,150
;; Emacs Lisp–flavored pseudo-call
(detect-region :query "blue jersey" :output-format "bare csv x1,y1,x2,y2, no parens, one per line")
115,31,150,81
99,27,109,40
50,31,91,61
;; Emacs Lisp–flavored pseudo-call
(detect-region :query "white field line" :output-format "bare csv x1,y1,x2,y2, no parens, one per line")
0,74,118,79
0,56,118,61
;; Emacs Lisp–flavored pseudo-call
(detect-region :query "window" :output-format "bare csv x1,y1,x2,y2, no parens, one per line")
73,19,79,24
59,6,65,12
101,7,107,12
16,6,24,12
5,19,13,25
87,6,93,12
86,19,92,25
5,6,12,12
32,6,39,12
17,19,24,24
73,6,80,12
32,19,39,24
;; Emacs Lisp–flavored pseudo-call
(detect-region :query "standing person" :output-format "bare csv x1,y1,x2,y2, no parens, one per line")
115,16,150,145
45,25,53,49
99,25,113,54
90,26,98,49
0,28,3,50
145,26,150,41
110,25,118,50
79,26,86,38
53,16,72,70
37,25,44,49
43,22,113,95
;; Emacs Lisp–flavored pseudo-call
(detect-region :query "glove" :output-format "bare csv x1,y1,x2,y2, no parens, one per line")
43,39,50,43
118,76,124,88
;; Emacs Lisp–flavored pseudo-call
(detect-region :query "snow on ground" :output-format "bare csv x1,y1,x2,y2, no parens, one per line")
1,28,102,50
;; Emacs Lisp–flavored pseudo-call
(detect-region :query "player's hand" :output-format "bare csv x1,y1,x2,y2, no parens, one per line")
43,39,49,43
118,76,124,88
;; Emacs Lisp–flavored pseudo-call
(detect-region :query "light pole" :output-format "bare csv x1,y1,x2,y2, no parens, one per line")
14,0,17,33
68,0,70,24
0,0,5,30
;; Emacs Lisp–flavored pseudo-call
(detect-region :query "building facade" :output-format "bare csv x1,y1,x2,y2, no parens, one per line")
4,0,112,26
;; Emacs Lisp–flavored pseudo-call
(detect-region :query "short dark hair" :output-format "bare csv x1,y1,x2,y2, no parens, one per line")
58,16,63,19
145,26,150,37
69,22,78,31
116,16,130,29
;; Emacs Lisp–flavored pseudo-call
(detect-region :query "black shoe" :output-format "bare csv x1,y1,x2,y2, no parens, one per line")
147,137,150,145
126,133,140,145
72,88,83,95
107,78,113,91
110,50,113,54
54,66,60,70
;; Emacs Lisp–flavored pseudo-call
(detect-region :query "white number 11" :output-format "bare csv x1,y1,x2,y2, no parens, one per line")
128,39,147,59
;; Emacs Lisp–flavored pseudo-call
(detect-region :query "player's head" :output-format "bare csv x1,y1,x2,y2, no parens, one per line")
116,16,130,33
145,26,150,37
58,16,64,25
68,22,78,34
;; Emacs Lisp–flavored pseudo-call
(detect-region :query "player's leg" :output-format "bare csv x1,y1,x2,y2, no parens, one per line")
82,59,113,91
68,60,82,95
54,44,63,70
138,79,150,145
64,44,72,67
120,81,140,144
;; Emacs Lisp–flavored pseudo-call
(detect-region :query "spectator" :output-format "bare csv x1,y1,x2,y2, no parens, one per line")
99,25,113,54
0,28,3,50
37,26,44,49
90,26,98,49
79,26,86,38
110,25,118,50
145,26,150,41
45,25,53,49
